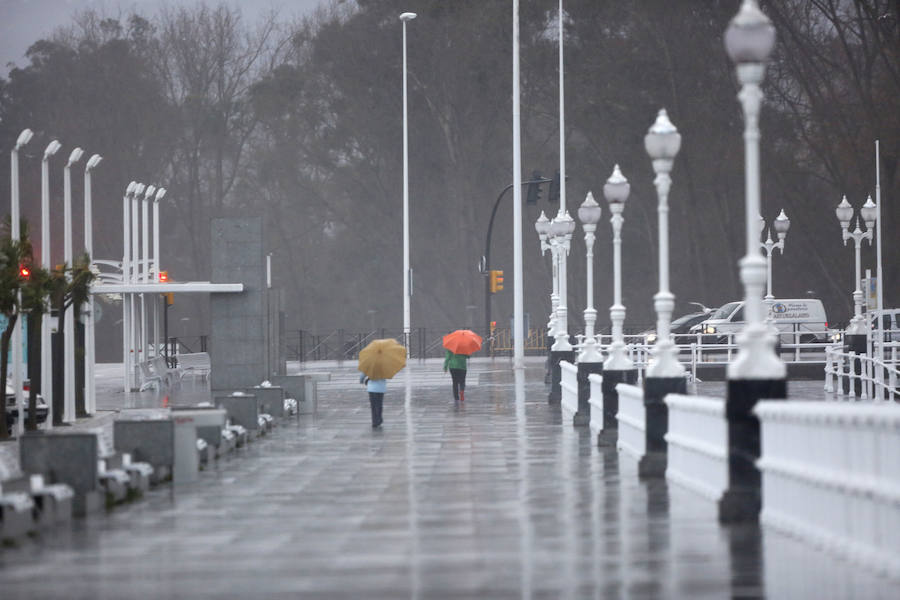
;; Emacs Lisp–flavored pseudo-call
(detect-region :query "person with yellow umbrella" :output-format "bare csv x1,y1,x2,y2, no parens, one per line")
442,329,482,402
358,338,407,428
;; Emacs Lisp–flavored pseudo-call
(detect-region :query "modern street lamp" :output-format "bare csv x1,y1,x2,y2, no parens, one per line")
152,188,166,360
512,0,525,368
129,182,145,390
10,128,33,436
720,0,785,523
534,211,557,339
63,146,84,422
836,195,876,337
41,140,61,427
122,182,136,391
400,11,416,356
140,185,156,377
759,209,790,300
602,165,633,372
84,154,102,416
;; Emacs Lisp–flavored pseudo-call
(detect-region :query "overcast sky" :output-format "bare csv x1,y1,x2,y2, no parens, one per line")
0,0,326,71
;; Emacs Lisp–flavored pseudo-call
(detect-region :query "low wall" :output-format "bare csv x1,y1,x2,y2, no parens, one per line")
755,401,900,579
588,373,604,435
664,394,727,502
616,383,645,460
560,361,578,423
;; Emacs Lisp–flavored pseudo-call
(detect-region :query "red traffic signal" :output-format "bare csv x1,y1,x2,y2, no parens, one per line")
158,270,169,282
19,265,31,279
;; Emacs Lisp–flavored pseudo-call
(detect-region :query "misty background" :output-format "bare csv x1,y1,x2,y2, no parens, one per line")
0,0,897,361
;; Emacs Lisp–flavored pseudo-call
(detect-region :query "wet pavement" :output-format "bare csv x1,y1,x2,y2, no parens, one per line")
0,360,894,598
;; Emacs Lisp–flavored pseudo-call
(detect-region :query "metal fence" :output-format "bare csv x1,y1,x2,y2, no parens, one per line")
285,327,551,362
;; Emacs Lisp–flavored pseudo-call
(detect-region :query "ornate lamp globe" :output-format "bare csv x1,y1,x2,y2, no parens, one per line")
602,164,630,210
758,214,766,237
577,192,602,226
724,0,776,65
560,210,576,235
535,211,551,237
644,109,681,162
835,196,853,228
773,209,790,240
860,196,877,229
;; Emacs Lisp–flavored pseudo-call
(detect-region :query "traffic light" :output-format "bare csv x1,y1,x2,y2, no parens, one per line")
19,265,31,279
158,270,169,283
548,170,561,204
489,269,504,294
525,170,543,204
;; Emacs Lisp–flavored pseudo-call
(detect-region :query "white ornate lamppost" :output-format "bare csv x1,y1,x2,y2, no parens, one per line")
534,211,558,339
640,109,685,478
41,140,61,425
835,195,876,340
63,146,84,422
577,192,602,363
572,192,603,425
602,165,633,372
548,210,575,402
759,210,790,300
721,0,785,523
10,128,33,436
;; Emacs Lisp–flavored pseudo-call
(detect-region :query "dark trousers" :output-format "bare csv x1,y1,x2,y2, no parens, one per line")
450,369,467,400
368,392,384,426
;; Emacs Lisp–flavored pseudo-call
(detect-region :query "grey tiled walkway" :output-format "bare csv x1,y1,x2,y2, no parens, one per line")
0,362,895,598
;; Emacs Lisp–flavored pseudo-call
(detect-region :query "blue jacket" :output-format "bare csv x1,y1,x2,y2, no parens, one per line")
360,373,387,393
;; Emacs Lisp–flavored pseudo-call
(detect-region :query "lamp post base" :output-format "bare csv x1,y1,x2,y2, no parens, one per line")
639,376,686,479
549,350,575,403
575,361,602,426
598,369,637,446
719,377,787,523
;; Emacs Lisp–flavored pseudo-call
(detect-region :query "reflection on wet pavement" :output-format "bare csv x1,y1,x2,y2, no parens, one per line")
0,363,894,598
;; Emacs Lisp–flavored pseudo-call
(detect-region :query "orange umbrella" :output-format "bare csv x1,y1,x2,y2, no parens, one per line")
442,329,483,356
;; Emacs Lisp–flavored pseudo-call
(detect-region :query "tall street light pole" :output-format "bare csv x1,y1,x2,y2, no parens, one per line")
122,182,136,392
84,154,102,416
130,183,145,390
400,11,416,356
512,0,525,369
41,140,61,426
140,185,155,380
11,128,33,437
721,0,784,523
63,146,84,422
153,188,166,364
760,209,790,300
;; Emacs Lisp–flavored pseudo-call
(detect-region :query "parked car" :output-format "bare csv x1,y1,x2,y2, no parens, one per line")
872,309,900,342
641,310,715,344
5,379,48,433
689,298,829,344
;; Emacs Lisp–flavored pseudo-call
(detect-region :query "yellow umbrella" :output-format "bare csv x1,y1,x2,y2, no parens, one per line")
358,338,407,379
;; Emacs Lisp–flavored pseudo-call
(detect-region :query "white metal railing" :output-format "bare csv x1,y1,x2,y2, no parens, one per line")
664,394,727,502
569,330,836,384
616,383,645,459
824,343,899,401
755,400,900,579
560,360,579,419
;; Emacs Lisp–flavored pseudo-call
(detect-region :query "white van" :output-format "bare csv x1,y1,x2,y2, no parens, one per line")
689,299,829,343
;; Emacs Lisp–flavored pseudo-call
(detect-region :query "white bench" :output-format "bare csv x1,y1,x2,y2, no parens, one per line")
177,352,211,383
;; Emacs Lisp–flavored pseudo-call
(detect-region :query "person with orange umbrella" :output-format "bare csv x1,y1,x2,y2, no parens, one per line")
442,329,482,402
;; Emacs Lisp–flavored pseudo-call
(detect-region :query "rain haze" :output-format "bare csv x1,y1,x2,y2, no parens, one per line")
0,1,898,597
